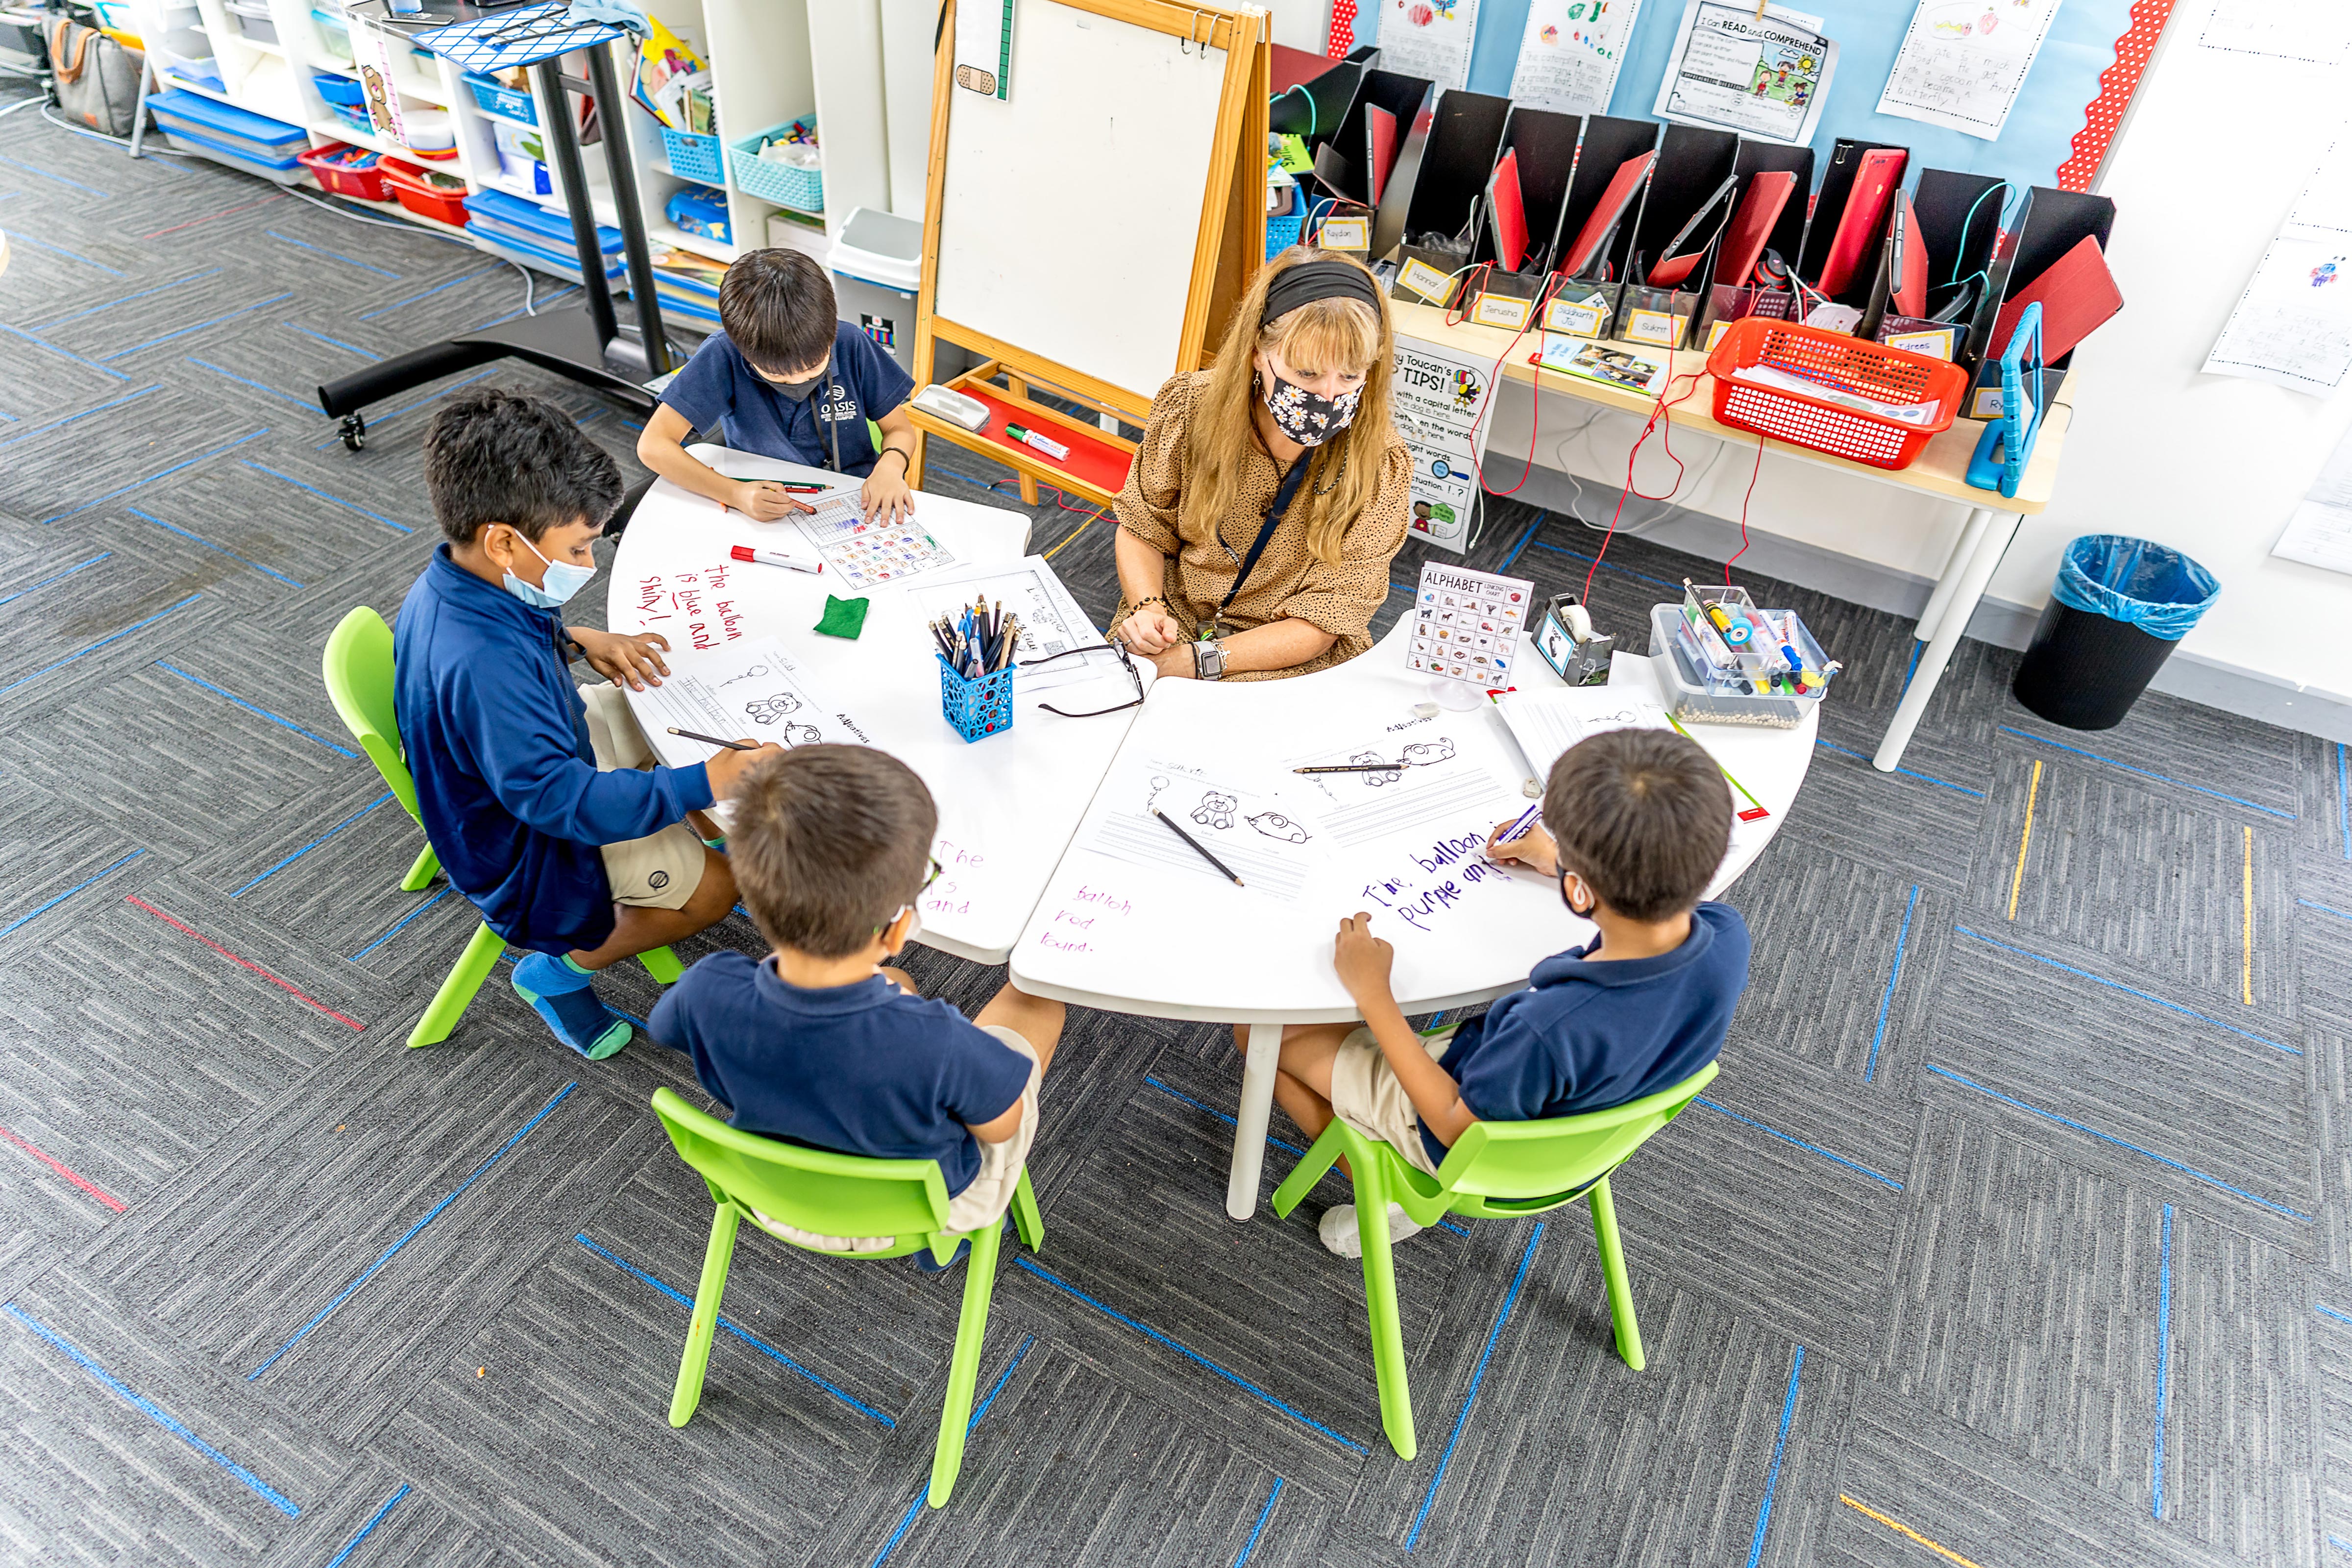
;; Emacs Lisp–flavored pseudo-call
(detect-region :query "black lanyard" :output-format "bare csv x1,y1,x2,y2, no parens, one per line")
1217,453,1311,619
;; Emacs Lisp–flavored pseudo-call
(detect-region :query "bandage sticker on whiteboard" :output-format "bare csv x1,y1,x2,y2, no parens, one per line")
1470,292,1534,329
1544,294,1608,338
1319,215,1370,252
1398,257,1459,303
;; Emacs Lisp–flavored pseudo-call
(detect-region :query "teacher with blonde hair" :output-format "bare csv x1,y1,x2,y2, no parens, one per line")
1109,248,1412,683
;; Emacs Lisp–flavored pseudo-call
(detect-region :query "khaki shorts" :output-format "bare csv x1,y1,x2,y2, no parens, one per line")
749,1025,1042,1253
1328,1024,1459,1176
579,681,706,911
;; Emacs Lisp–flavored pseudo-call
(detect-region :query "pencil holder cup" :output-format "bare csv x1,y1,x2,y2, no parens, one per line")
937,654,1015,743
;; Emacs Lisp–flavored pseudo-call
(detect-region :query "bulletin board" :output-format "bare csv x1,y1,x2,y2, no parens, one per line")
1354,0,2152,195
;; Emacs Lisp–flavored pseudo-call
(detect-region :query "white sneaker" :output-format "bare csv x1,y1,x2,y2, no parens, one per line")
1318,1202,1425,1259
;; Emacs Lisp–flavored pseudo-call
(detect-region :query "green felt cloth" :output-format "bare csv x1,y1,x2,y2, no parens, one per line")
813,594,869,639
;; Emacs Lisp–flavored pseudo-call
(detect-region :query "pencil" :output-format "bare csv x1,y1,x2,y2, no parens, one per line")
1154,809,1244,886
1662,712,1766,812
1292,762,1405,774
666,726,755,751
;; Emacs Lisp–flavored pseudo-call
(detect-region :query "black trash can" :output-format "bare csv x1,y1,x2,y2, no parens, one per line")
2012,535,2218,730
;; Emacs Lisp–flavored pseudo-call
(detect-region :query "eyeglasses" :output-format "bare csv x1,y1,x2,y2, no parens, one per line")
1029,637,1147,719
922,856,944,894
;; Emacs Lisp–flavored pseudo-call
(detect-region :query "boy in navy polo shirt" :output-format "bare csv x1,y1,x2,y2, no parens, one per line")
649,745,1064,1266
1264,727,1750,1258
395,389,783,1060
636,248,919,525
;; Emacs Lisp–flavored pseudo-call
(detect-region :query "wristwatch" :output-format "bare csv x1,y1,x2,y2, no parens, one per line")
1192,637,1228,680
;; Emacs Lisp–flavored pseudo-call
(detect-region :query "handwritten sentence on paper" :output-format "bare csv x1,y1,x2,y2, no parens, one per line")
633,565,745,650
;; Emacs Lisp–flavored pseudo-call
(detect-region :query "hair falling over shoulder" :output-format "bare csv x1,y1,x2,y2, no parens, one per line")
1182,247,1396,567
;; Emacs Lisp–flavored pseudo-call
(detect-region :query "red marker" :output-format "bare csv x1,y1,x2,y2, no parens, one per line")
731,544,823,574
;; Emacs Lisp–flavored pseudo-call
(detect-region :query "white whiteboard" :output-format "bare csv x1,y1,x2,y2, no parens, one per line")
933,1,1233,403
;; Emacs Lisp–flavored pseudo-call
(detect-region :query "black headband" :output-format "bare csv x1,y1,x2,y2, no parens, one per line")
1261,260,1385,325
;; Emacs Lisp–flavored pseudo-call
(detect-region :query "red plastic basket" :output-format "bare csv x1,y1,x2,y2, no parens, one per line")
1704,317,1968,470
297,141,389,201
380,158,471,226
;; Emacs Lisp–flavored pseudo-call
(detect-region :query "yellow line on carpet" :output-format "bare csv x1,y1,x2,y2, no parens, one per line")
2007,759,2042,921
1838,1495,1989,1568
2243,824,2254,1005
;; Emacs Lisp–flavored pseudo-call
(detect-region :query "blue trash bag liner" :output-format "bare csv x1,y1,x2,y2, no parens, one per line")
2050,535,2218,641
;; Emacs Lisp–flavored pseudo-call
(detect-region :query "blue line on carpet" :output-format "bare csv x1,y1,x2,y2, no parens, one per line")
357,263,505,321
2330,1534,2352,1556
127,509,303,587
41,430,267,523
1997,727,2296,820
0,849,145,940
1234,1477,1285,1567
35,270,222,329
572,1234,894,1426
1744,1345,1804,1568
2305,899,2352,923
0,152,110,196
1407,1223,1546,1549
2153,1202,2172,1520
241,462,413,534
1922,1064,2313,1222
1693,1098,1903,1191
1866,887,1920,1083
0,387,160,451
1953,926,2295,1055
1139,1075,1470,1235
281,321,383,362
0,227,123,275
1014,1258,1370,1454
323,1484,409,1568
184,357,315,409
251,1084,577,1379
350,887,452,960
1902,640,1922,692
868,1335,1034,1566
1813,738,1987,798
0,320,130,384
1497,512,1547,573
5,1303,300,1516
262,228,401,280
312,368,501,448
102,293,295,362
230,793,394,897
2317,1303,2352,1328
0,551,111,608
154,659,348,751
1523,539,1682,589
0,594,202,695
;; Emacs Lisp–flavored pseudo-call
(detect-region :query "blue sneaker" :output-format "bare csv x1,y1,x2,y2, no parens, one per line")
912,1238,972,1274
511,952,631,1060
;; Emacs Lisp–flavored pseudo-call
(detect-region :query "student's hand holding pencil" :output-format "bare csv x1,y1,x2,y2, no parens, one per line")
729,479,812,521
1483,817,1560,877
704,739,784,798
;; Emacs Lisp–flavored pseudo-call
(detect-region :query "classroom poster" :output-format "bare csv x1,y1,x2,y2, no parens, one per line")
1652,0,1837,146
1372,0,1482,90
1508,0,1644,115
1390,333,1493,554
1875,0,2064,141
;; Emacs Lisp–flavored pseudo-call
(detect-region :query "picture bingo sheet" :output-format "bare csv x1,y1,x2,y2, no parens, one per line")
1078,756,1323,901
1410,561,1535,691
624,636,874,771
787,489,958,588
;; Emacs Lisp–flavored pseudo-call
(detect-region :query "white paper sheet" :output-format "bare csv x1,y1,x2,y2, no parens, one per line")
2205,141,2352,399
1874,0,2063,141
1372,0,1483,90
2196,0,2352,65
2272,420,2352,574
1079,757,1322,901
1494,687,1674,778
898,555,1112,690
1652,0,1836,147
623,636,874,770
785,491,958,589
1508,0,1643,115
1285,732,1523,852
1407,561,1535,692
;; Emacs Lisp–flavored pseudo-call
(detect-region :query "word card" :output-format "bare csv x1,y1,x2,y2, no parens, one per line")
1409,562,1535,691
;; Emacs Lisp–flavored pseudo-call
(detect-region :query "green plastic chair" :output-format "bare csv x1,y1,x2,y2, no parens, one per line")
651,1087,1045,1508
1271,1059,1718,1460
321,607,684,1050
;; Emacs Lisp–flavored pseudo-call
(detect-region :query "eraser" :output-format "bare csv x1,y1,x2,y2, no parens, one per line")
1412,702,1440,718
1521,779,1542,798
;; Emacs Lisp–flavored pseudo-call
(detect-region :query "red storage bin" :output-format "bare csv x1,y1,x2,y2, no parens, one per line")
296,141,389,201
380,157,470,226
1704,317,1968,471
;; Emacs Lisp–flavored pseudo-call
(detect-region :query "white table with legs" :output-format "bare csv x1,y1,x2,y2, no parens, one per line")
1007,616,1817,1220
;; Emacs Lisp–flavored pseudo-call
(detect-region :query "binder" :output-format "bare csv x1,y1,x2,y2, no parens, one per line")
1695,140,1813,342
1312,68,1434,215
1962,185,2116,414
1796,137,1910,305
1461,106,1580,330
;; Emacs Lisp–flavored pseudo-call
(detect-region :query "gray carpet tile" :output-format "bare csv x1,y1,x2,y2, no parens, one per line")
9,96,2352,1566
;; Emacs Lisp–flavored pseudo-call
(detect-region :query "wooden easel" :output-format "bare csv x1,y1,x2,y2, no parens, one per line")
908,0,1269,511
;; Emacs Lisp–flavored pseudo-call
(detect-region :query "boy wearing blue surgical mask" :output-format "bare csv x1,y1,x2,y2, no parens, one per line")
394,388,783,1060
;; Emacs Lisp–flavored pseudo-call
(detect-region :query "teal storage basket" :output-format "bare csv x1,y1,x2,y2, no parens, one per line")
728,116,823,213
462,71,536,123
660,122,724,184
937,655,1013,743
1266,213,1304,258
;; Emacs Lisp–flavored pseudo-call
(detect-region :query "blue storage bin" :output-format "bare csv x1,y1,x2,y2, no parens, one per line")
147,89,307,169
660,122,723,184
937,656,1014,743
664,184,729,245
461,71,536,123
463,188,626,282
653,284,721,328
311,71,366,108
727,117,822,213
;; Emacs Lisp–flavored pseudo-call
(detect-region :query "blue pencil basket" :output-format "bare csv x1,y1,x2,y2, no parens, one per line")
937,655,1014,743
1265,212,1304,258
728,116,823,213
660,122,725,184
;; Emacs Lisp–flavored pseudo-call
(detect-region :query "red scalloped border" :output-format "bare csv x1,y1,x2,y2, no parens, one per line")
2058,0,2177,191
1327,0,1357,58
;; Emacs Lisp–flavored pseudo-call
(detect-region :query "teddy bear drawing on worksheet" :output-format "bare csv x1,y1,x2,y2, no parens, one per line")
1191,791,1238,830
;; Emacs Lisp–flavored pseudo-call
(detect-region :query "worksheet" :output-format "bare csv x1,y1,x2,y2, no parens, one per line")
1284,732,1524,853
1078,756,1322,901
623,636,874,770
1509,0,1643,117
1874,0,2062,142
899,556,1114,691
1411,562,1535,692
1652,0,1836,147
788,490,958,588
1495,687,1674,778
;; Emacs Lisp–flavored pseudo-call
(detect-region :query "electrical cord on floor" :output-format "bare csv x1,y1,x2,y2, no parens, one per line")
38,103,199,152
1550,409,1727,537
